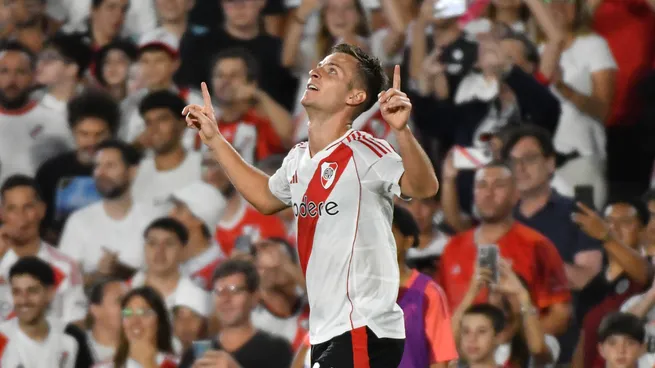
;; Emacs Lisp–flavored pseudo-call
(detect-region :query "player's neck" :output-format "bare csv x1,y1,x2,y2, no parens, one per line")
154,146,186,171
19,317,50,342
92,323,120,348
103,194,133,220
307,110,351,156
477,218,514,244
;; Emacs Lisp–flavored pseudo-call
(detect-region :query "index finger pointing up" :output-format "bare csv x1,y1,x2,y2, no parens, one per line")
201,82,213,111
393,65,401,90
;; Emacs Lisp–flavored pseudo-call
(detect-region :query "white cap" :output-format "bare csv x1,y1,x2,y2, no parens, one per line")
171,181,226,234
138,28,180,57
173,279,211,318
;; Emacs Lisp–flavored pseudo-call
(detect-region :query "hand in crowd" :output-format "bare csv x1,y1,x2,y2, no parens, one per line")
494,258,527,296
571,202,611,241
378,65,412,131
192,350,242,368
477,33,512,77
184,82,222,145
442,148,460,181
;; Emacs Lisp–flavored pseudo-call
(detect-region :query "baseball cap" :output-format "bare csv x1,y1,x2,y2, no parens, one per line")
173,280,211,318
138,28,180,58
170,181,226,234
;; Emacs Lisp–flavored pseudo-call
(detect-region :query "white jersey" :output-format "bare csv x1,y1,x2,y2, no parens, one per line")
0,318,78,368
127,272,210,314
92,352,178,368
0,242,88,324
268,129,405,344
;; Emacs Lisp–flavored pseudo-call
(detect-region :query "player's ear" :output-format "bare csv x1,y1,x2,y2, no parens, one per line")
345,89,366,107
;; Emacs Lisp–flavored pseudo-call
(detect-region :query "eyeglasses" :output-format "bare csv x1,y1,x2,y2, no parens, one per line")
213,285,249,296
122,308,156,319
507,153,543,168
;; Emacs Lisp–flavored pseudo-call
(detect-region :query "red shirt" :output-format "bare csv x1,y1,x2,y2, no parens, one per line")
437,222,571,311
216,200,288,256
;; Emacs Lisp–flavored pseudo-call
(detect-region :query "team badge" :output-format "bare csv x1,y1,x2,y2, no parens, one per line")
320,162,338,189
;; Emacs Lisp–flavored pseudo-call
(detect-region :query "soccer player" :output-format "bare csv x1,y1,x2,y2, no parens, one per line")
184,43,439,368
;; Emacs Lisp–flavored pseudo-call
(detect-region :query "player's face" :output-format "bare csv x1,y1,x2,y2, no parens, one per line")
155,0,193,23
301,52,366,114
173,306,205,349
139,50,178,90
144,228,184,276
324,0,361,39
211,57,249,105
0,51,33,105
92,281,128,332
221,0,265,29
598,335,643,368
143,107,184,154
11,274,53,324
213,273,256,328
0,187,45,245
74,117,112,164
460,314,498,364
121,295,159,345
91,0,128,39
605,203,642,249
507,137,554,195
474,166,517,223
94,148,131,199
102,49,131,87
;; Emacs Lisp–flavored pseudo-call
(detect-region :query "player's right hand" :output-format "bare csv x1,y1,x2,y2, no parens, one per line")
183,82,222,145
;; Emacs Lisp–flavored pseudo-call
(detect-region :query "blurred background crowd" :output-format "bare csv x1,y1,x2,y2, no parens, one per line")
0,0,654,367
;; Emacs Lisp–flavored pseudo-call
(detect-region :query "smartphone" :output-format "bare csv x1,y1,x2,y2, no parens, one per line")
192,340,213,358
434,0,467,19
453,146,493,170
574,185,595,212
234,234,254,254
477,244,499,283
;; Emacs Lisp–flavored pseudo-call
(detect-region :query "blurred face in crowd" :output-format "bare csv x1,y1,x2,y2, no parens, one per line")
144,227,184,276
122,295,159,346
90,281,127,334
460,313,499,364
94,147,133,199
156,0,194,23
392,225,415,261
548,0,577,30
213,273,257,328
202,152,234,195
500,39,535,74
91,0,129,39
139,49,179,90
0,50,33,107
35,47,77,86
508,137,555,196
221,0,265,30
173,306,205,350
646,199,655,247
405,198,439,235
7,0,44,26
324,0,361,39
102,49,132,87
74,118,112,164
211,56,251,105
302,52,366,115
254,240,294,290
491,0,521,10
604,203,642,249
0,186,45,245
598,335,643,368
474,166,517,223
10,274,53,325
143,107,184,154
168,200,203,235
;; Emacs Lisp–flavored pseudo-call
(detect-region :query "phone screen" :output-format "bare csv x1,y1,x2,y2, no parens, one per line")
192,340,213,358
574,185,595,212
477,245,499,283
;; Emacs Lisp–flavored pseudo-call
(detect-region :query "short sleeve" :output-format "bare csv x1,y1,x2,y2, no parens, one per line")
533,239,571,309
583,35,617,73
268,148,297,206
365,140,405,197
424,281,459,363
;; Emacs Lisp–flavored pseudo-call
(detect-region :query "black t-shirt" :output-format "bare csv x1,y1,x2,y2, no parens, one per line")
188,0,285,30
178,331,293,368
175,27,297,111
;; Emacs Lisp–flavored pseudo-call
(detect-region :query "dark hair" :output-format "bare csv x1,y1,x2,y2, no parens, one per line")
503,32,540,67
463,303,506,333
393,206,420,248
256,154,285,176
46,33,93,78
604,197,650,226
1,175,42,202
330,43,388,119
144,217,189,245
480,159,514,173
67,90,120,135
642,190,655,205
89,277,124,305
598,312,645,343
501,124,555,161
212,259,259,292
93,40,138,87
9,257,55,287
138,90,187,118
211,47,259,83
0,41,35,69
96,139,142,167
113,287,174,367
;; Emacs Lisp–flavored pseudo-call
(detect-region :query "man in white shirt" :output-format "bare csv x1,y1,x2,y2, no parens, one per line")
169,181,226,290
131,91,202,216
86,277,127,363
0,175,87,325
0,257,79,368
59,140,152,287
127,217,210,314
154,0,195,41
185,44,439,367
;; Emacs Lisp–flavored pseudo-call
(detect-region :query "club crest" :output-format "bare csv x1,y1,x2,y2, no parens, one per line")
320,162,338,189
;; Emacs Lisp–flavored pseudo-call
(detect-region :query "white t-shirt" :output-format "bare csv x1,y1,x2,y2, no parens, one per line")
495,334,560,368
546,34,617,159
180,242,224,291
131,152,202,217
464,18,526,36
92,352,179,368
251,303,308,347
59,201,154,274
86,331,116,364
268,129,405,344
0,318,78,368
128,272,210,314
0,242,88,324
0,101,73,185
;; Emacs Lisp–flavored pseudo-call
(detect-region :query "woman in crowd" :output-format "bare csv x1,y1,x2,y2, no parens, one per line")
93,40,139,103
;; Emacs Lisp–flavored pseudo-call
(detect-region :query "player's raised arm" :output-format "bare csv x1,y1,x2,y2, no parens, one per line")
183,83,288,215
379,65,439,199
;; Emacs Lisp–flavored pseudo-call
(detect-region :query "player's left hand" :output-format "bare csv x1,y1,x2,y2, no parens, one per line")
378,65,412,131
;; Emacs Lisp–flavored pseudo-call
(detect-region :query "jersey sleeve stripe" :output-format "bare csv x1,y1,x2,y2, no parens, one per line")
357,138,384,157
362,136,390,154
